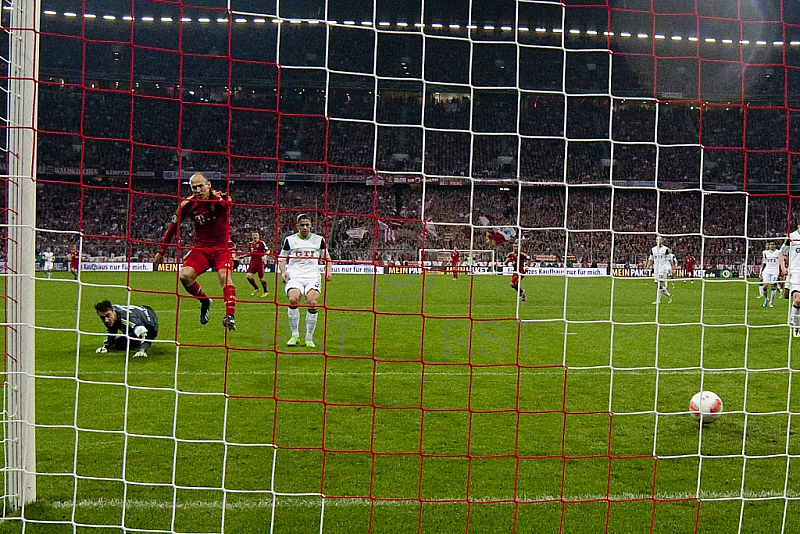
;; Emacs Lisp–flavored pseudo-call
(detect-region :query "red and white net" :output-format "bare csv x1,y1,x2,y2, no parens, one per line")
4,0,800,531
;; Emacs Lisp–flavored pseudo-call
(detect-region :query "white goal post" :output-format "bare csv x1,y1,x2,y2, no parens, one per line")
3,0,39,510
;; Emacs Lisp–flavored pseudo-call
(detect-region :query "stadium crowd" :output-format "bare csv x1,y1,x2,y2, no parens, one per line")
29,13,800,271
35,177,789,271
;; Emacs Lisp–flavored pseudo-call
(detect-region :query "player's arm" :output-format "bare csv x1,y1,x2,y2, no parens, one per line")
154,200,190,267
320,238,332,281
780,239,790,275
130,308,156,352
278,237,290,282
96,322,118,353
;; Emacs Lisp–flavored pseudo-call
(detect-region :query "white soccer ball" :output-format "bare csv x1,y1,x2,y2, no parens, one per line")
689,391,723,424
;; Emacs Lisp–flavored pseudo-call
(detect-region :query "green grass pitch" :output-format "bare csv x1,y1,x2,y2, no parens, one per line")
7,270,800,533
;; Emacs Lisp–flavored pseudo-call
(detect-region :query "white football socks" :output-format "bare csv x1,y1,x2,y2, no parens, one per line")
306,311,318,340
288,307,300,337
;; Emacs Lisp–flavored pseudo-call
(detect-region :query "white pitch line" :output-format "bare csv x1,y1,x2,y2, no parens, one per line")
37,367,767,378
41,489,800,511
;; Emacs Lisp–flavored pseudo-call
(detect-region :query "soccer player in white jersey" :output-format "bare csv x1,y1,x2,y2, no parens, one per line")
761,241,781,308
41,247,54,279
278,213,332,348
780,227,800,336
645,236,676,304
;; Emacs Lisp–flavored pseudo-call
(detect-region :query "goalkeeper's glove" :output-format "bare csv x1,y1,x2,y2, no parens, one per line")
96,346,108,354
133,349,148,358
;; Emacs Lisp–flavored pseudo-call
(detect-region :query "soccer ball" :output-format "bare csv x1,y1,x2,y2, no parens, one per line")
689,391,723,424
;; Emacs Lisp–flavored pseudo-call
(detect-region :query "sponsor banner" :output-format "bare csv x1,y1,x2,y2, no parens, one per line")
105,169,156,178
387,266,424,274
163,170,222,181
611,267,713,278
503,266,606,277
81,262,153,272
39,166,99,176
325,264,384,274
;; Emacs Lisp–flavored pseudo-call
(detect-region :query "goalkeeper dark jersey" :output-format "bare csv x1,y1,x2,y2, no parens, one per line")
103,304,159,351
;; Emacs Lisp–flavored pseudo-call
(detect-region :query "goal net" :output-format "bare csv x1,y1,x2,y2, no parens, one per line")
5,0,800,532
417,249,496,272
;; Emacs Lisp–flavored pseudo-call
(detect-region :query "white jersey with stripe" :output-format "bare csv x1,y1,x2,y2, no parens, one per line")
783,231,800,279
649,245,672,273
280,233,327,280
762,249,781,276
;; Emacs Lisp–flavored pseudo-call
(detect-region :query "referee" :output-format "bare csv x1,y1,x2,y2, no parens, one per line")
95,300,159,358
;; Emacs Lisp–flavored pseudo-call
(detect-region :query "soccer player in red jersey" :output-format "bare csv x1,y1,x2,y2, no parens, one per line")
684,254,695,283
153,173,237,331
451,248,460,280
68,246,80,279
246,231,269,297
506,242,530,302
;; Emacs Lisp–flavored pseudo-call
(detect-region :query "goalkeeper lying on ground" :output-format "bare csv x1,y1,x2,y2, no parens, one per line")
94,300,159,358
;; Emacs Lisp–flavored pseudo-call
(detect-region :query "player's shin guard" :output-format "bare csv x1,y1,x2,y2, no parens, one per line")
223,284,236,316
184,281,207,299
288,306,300,337
306,308,318,340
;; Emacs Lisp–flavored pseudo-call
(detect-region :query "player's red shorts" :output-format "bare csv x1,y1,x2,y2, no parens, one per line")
69,259,79,270
183,247,234,274
247,262,265,277
511,273,524,286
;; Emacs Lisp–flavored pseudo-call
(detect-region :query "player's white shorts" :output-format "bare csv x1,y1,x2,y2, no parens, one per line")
789,272,800,295
285,278,322,296
654,269,671,282
762,272,780,284
43,262,53,271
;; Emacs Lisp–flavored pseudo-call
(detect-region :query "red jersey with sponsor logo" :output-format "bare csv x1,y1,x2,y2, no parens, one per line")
159,190,231,253
249,240,267,268
451,250,460,264
506,251,530,269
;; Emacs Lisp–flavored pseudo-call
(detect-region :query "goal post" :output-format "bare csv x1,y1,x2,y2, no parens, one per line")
3,0,39,510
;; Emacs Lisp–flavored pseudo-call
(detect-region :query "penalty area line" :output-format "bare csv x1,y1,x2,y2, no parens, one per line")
43,489,800,511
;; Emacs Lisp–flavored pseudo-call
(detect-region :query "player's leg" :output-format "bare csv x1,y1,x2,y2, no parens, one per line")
285,284,303,345
215,250,237,331
452,262,458,280
769,283,777,307
661,272,673,300
181,251,211,324
304,283,322,347
258,266,268,295
764,274,774,306
652,277,661,304
510,273,521,300
246,271,260,294
792,288,800,336
519,275,526,301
